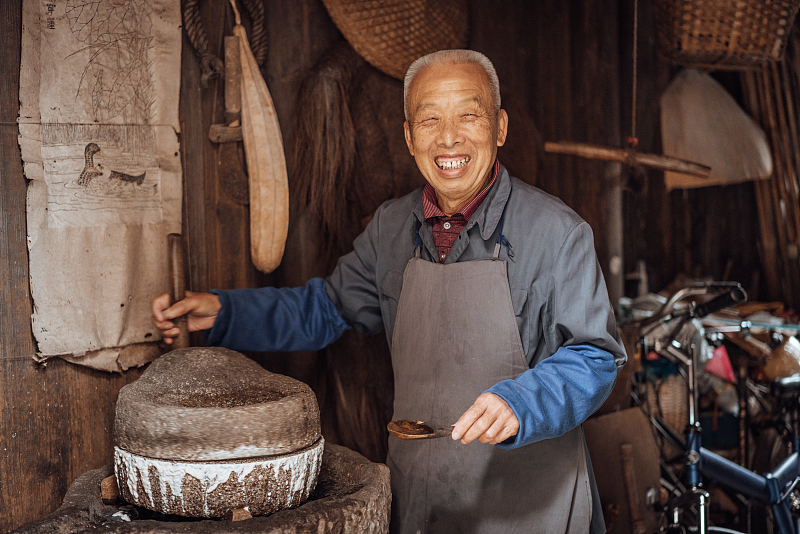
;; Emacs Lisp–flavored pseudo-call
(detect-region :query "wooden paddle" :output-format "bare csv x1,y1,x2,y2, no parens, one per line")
229,0,289,273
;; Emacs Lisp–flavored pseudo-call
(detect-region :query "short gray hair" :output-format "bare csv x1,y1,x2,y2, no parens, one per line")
403,49,501,121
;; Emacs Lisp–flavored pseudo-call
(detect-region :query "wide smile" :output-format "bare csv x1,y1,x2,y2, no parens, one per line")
435,155,471,170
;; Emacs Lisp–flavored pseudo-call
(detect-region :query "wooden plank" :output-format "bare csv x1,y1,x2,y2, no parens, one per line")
524,0,574,202
0,1,150,529
0,1,35,365
180,30,211,296
0,357,143,532
584,408,661,534
209,1,267,292
759,69,796,301
741,70,782,300
568,0,620,296
770,62,800,303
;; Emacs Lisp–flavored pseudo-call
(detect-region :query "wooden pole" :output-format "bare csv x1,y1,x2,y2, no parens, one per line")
544,141,711,177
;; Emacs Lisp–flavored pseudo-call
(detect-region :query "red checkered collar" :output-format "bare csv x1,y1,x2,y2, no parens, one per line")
422,160,499,221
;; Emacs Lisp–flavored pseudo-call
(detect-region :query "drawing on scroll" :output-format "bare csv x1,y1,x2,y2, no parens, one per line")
65,0,155,124
37,0,164,228
42,123,162,228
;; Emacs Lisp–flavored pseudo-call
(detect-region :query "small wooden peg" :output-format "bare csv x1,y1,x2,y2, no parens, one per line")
100,475,120,504
224,508,252,521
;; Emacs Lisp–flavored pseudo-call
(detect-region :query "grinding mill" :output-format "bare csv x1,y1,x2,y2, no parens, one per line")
113,347,324,518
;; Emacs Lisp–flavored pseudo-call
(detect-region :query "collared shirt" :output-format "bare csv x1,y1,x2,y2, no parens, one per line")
423,160,499,263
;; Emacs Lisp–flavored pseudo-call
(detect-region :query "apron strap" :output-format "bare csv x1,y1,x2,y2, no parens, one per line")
492,205,513,259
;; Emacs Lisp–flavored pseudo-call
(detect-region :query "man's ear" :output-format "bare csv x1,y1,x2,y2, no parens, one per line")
403,121,415,156
496,109,509,147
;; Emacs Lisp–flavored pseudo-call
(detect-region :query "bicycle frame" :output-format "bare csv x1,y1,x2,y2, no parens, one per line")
698,443,800,533
640,282,800,534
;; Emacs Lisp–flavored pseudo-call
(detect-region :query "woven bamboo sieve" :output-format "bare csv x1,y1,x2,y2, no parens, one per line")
653,0,800,69
320,0,469,80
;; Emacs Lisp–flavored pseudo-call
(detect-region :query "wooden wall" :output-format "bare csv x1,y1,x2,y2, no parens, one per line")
0,0,773,530
0,1,340,530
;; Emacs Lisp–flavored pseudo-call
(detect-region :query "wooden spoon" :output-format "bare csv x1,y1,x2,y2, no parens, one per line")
387,420,454,440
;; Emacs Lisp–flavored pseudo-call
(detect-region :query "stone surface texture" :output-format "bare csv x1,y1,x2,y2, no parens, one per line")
114,347,321,461
114,439,324,517
9,443,391,534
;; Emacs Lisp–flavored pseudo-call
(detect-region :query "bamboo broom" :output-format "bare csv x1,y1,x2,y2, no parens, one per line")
229,0,288,273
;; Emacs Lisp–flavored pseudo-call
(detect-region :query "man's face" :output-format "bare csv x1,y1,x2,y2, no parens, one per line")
404,62,508,214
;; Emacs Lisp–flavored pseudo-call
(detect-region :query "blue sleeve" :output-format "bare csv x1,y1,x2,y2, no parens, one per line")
487,343,617,449
203,278,351,352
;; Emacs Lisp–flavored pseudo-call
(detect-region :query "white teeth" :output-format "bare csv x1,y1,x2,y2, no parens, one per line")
437,156,470,170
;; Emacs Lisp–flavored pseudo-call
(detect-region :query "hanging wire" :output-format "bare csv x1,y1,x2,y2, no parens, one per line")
629,0,639,148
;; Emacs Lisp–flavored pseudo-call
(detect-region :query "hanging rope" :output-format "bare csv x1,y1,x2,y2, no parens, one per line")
240,0,268,67
183,0,225,87
182,0,269,88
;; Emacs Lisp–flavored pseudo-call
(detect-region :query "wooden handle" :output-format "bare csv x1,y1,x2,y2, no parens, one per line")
167,233,190,350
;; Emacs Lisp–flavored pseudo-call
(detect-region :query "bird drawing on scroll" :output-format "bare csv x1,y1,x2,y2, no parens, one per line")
76,142,147,196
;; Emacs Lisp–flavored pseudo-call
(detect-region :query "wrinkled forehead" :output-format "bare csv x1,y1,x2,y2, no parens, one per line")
407,63,493,113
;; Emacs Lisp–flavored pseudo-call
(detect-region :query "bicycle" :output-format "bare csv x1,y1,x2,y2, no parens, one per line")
634,282,800,534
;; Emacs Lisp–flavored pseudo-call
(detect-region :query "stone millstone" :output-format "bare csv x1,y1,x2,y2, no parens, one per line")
114,439,324,518
114,347,321,461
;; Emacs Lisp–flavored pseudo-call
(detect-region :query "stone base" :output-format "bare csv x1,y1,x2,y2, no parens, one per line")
9,443,391,534
114,438,324,518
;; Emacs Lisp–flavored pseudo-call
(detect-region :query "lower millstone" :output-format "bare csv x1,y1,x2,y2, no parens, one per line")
114,438,324,518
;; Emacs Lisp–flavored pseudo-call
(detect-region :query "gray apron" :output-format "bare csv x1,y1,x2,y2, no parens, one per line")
387,230,592,534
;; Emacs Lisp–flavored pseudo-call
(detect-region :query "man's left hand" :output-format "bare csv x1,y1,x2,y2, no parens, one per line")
452,392,519,445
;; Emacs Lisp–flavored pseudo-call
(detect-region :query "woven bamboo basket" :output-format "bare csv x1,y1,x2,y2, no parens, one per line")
643,376,688,461
653,0,800,69
320,0,469,80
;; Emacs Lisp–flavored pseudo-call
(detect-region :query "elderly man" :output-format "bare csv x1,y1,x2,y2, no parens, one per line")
153,49,626,533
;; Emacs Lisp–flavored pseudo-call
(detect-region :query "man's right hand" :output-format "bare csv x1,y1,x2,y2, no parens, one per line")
151,291,222,344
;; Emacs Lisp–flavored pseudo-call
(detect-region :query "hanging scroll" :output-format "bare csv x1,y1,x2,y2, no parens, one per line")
18,0,183,370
